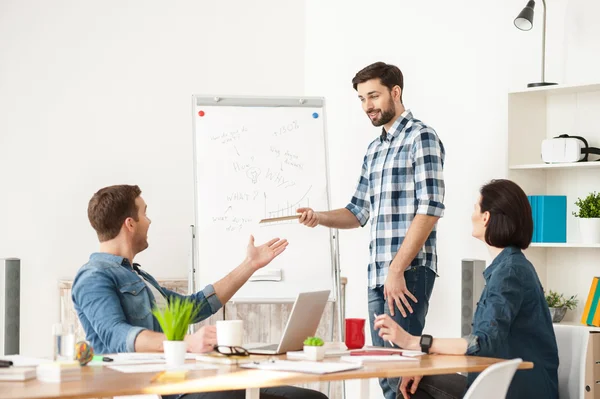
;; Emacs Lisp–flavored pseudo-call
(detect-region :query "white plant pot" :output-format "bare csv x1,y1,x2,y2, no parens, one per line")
163,340,187,368
303,345,325,361
579,218,600,244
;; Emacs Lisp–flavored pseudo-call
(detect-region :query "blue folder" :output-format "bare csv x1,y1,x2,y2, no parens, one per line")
527,195,566,243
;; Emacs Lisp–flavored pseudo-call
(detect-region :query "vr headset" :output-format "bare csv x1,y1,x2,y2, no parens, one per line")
541,134,600,163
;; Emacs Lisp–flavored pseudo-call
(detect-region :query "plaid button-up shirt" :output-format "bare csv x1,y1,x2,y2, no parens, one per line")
345,110,445,289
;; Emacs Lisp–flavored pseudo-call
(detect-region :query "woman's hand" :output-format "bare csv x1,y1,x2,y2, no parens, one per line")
399,375,423,399
373,314,419,349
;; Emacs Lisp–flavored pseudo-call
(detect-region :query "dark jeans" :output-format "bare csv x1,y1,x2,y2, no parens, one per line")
368,267,436,399
163,385,328,399
398,374,467,399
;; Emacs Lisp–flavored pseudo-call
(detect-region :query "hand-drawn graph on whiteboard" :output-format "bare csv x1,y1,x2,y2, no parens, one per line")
191,96,339,302
261,185,312,225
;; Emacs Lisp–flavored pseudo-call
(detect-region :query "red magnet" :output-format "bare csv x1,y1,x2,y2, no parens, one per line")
198,110,205,117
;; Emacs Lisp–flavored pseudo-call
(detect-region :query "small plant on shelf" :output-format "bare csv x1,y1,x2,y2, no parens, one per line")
573,192,600,218
572,192,600,244
545,290,578,323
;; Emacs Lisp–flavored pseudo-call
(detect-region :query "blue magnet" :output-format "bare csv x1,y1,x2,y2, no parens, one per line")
312,112,319,119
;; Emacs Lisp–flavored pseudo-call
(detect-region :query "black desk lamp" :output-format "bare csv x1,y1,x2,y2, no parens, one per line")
514,0,558,88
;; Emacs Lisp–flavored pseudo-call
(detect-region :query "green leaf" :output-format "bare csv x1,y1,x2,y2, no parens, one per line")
573,192,600,218
151,297,202,341
303,336,324,346
544,289,578,310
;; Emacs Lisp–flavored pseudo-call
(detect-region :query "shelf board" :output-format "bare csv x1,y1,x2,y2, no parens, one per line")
509,162,600,171
509,82,600,96
530,243,600,248
553,322,600,330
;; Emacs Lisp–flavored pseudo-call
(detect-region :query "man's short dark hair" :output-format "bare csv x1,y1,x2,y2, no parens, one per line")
480,179,533,249
352,62,404,103
88,185,141,242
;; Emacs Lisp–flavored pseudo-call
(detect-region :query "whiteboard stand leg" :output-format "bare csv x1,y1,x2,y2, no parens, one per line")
245,388,260,399
333,228,345,399
333,228,344,344
188,224,197,334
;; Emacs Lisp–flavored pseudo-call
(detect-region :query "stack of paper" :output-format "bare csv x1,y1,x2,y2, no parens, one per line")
109,363,217,374
36,361,81,382
0,367,37,381
286,349,350,360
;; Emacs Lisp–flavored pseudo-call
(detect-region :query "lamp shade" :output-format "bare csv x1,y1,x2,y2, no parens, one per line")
514,0,535,31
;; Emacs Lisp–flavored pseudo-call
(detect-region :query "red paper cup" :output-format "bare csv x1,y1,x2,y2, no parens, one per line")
345,318,366,349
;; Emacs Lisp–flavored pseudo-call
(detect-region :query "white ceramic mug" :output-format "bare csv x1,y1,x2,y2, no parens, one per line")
216,320,244,347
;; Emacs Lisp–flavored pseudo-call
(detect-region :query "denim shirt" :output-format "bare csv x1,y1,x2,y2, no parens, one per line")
72,253,222,354
465,246,559,399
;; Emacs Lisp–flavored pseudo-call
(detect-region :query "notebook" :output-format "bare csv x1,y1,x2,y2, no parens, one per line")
196,353,270,365
240,360,362,374
349,349,424,357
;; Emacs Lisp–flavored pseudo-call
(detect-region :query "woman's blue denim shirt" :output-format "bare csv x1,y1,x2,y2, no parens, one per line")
465,246,559,399
72,253,222,354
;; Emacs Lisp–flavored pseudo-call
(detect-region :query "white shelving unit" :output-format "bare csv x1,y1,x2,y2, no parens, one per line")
510,162,600,170
508,82,600,322
529,243,600,248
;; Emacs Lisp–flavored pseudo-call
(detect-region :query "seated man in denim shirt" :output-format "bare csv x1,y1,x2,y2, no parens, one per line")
73,185,327,399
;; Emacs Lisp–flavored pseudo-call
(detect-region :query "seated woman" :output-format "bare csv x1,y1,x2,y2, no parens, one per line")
375,179,558,399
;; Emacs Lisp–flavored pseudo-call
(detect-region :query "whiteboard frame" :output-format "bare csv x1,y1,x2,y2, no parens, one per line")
190,95,341,307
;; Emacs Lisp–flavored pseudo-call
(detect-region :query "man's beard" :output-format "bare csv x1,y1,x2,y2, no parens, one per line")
369,98,396,127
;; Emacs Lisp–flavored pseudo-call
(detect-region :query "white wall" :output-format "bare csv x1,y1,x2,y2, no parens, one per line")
0,0,305,358
305,0,600,397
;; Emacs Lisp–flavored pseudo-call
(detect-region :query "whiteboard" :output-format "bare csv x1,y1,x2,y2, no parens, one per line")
191,96,337,302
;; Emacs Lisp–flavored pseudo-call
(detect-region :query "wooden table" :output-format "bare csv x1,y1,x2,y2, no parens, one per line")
0,355,533,399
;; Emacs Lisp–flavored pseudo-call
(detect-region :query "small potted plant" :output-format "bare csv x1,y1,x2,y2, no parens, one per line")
573,192,600,244
152,297,200,367
303,336,325,361
545,290,578,323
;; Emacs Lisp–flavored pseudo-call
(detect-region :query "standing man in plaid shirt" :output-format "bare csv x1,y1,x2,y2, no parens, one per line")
297,62,445,399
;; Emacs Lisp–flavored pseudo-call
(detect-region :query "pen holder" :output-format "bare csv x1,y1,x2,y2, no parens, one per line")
163,341,187,368
303,345,325,361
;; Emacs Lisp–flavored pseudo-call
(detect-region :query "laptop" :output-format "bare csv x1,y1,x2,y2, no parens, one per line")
244,290,330,355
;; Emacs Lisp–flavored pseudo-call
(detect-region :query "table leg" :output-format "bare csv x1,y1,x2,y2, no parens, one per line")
360,379,369,399
246,387,260,399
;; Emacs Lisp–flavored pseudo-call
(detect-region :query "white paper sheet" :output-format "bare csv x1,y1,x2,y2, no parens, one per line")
100,352,197,366
108,363,217,373
340,355,419,363
240,360,362,374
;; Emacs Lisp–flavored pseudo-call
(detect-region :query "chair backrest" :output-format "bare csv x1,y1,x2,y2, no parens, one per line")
463,358,523,399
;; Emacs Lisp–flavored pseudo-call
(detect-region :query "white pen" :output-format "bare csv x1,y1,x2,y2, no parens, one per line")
373,312,396,347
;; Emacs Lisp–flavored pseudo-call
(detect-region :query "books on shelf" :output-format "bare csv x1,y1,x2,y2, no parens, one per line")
528,195,566,243
582,277,600,327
